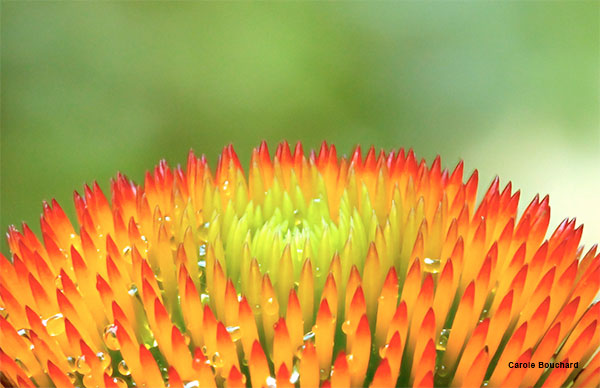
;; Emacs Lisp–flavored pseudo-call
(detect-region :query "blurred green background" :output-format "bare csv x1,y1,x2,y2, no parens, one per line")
2,2,599,255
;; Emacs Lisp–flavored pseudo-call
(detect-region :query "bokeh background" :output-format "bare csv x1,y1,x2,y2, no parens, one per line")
2,1,599,255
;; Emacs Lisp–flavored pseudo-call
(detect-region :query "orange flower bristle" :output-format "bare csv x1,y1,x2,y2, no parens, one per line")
0,141,598,388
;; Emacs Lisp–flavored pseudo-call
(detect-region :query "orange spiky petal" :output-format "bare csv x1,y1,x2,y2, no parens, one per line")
1,143,598,388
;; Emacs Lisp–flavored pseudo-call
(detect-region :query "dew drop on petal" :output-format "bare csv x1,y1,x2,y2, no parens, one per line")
379,344,389,358
200,294,210,305
480,309,490,320
122,246,132,264
265,376,277,388
118,359,130,376
103,324,120,351
294,345,305,360
67,356,76,372
211,352,224,369
303,331,315,342
265,298,278,315
184,381,200,388
319,368,329,380
423,257,441,274
436,328,450,352
113,377,128,388
17,328,31,339
43,313,65,336
289,365,300,384
341,320,352,335
54,276,64,291
97,351,111,369
76,355,91,375
66,372,78,384
198,244,207,259
128,284,139,297
346,354,354,369
226,326,242,342
436,364,449,377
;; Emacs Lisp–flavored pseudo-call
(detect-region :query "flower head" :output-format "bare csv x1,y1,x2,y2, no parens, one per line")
1,141,598,388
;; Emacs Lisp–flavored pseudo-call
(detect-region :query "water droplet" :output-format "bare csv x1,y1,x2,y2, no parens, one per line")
128,284,139,297
183,381,200,388
264,297,278,315
294,345,305,359
76,355,91,375
319,368,329,380
103,324,120,351
201,345,208,355
43,313,65,336
118,359,130,376
226,326,242,342
436,328,450,352
341,320,352,335
265,376,276,388
114,377,128,388
54,275,64,291
17,328,30,339
169,236,178,250
379,344,389,358
66,372,77,384
144,339,158,348
346,354,354,363
303,331,315,342
105,364,113,375
211,352,224,369
201,294,210,304
482,380,489,387
198,244,207,258
423,257,441,274
67,356,76,372
294,210,303,226
97,351,111,369
289,366,300,384
437,364,449,377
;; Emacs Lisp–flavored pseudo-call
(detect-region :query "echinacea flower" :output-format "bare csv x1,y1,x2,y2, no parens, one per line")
1,141,598,388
